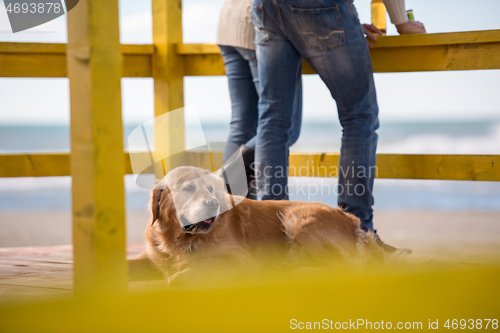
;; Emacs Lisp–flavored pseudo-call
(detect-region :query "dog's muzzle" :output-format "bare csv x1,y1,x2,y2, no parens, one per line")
183,216,216,233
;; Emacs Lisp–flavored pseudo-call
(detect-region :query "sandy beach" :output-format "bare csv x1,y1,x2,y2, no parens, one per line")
1,209,499,265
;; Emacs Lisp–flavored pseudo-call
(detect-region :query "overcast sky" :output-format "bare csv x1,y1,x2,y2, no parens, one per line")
0,0,499,125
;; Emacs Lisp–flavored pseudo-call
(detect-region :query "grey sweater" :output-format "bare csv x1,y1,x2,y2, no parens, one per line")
216,0,256,50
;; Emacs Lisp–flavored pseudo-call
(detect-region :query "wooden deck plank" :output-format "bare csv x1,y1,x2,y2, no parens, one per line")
0,244,146,303
0,245,73,302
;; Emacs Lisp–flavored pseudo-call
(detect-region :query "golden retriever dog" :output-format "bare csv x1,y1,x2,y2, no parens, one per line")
132,166,442,285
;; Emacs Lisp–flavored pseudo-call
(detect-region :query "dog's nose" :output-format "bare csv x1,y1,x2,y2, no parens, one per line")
204,198,219,208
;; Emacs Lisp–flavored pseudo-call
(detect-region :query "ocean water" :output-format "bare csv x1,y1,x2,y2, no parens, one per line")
0,121,499,212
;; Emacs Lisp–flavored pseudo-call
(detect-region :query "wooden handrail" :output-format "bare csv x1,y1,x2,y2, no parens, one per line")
1,152,498,182
1,29,500,77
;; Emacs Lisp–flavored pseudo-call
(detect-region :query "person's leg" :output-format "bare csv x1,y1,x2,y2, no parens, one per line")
231,42,302,153
252,0,303,200
236,47,259,92
245,61,302,151
277,0,379,230
219,46,260,199
288,65,303,147
219,45,260,160
233,47,260,152
242,62,301,200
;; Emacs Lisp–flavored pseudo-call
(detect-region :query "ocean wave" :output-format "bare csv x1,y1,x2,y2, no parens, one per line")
379,123,500,154
1,176,498,212
0,175,151,192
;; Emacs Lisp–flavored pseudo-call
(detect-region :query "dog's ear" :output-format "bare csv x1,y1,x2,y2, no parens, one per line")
151,188,163,225
150,180,169,225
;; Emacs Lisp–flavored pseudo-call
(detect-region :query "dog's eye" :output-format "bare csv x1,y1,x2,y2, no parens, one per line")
183,185,194,191
207,186,213,193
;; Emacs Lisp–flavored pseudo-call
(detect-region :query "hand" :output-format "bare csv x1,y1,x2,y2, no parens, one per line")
362,24,384,48
396,20,427,34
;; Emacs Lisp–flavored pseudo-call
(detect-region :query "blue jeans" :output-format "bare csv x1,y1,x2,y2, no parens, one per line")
252,0,379,231
219,45,303,160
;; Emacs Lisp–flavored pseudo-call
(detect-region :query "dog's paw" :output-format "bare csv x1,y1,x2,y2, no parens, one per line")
167,270,191,287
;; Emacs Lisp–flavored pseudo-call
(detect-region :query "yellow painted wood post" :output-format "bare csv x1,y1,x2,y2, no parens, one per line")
152,0,185,177
66,0,127,294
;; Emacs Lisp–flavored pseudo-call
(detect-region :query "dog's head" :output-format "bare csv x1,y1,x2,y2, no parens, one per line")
151,166,230,234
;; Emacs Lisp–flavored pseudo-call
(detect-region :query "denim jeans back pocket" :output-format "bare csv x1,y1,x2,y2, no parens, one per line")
291,5,344,51
251,3,275,44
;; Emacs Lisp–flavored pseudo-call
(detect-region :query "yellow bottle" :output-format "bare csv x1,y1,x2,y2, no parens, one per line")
371,0,387,35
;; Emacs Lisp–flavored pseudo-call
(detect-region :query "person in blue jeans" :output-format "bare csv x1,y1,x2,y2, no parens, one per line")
217,0,303,199
251,0,405,250
219,46,303,163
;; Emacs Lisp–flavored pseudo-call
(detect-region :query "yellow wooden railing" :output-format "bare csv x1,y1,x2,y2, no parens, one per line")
0,0,499,293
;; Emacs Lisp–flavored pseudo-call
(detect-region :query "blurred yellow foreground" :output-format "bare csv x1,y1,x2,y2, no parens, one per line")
1,265,499,332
